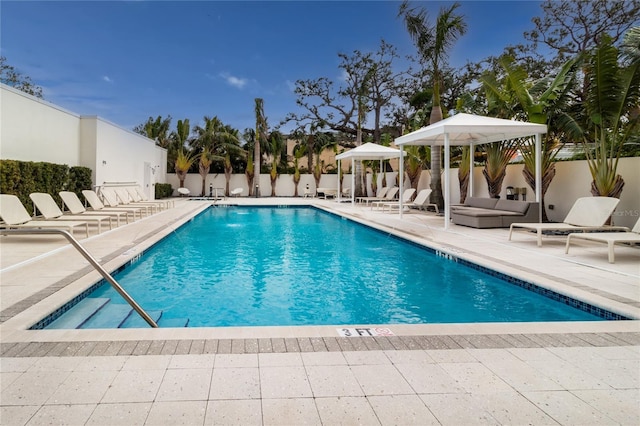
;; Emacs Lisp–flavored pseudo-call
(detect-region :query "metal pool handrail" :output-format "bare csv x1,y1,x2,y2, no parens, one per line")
0,228,158,328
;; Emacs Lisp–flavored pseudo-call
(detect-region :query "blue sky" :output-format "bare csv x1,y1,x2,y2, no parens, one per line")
1,0,543,135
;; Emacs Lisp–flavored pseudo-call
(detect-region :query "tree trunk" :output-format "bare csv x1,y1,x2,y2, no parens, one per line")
591,175,625,198
482,167,506,199
458,169,469,204
591,175,624,225
225,168,232,196
522,164,556,222
245,173,254,196
176,171,187,189
429,107,444,209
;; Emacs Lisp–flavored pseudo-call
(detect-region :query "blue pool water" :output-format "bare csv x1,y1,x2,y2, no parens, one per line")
44,206,606,328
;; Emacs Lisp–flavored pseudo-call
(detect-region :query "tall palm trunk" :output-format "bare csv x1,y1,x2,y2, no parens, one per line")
429,106,444,209
224,156,232,196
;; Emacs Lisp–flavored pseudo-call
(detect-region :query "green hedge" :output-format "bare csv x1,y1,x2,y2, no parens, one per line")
0,159,93,213
155,183,173,199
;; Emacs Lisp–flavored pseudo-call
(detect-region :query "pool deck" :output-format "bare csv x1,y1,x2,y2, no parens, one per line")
1,197,639,425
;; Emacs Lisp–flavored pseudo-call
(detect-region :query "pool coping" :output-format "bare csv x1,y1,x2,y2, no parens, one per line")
1,198,639,346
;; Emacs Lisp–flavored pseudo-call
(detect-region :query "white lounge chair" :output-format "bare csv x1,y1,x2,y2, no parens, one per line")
127,187,172,210
99,189,148,217
356,187,388,205
366,187,399,209
135,186,174,208
29,192,113,234
0,194,89,238
82,190,142,221
373,187,413,210
112,188,158,214
383,188,438,213
60,191,129,226
565,217,640,263
509,197,627,247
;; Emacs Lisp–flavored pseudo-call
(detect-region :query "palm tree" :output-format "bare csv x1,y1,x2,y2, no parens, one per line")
254,98,268,196
193,116,241,196
220,126,243,196
168,119,190,172
243,128,255,195
267,133,285,196
567,31,640,197
198,148,213,196
457,146,471,203
175,149,197,189
403,145,428,190
481,55,581,219
482,141,519,198
399,0,467,210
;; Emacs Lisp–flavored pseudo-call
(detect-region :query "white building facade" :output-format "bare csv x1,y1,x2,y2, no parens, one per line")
0,84,167,199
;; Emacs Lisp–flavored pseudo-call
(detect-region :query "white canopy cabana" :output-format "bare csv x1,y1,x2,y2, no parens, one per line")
394,113,547,229
335,142,406,203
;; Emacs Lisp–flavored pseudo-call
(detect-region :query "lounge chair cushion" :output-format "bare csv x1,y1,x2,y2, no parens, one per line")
465,197,499,209
495,199,531,214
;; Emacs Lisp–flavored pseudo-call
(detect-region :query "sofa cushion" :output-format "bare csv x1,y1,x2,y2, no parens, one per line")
465,197,499,209
495,199,530,214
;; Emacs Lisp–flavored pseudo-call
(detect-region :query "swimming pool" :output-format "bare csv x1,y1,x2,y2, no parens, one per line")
40,206,615,329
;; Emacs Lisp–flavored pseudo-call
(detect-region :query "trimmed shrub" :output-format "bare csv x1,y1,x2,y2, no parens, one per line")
155,183,173,199
0,160,93,212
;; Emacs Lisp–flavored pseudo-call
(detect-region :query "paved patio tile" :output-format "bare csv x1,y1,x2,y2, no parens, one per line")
209,367,260,400
47,370,117,404
395,362,463,394
260,366,312,399
0,405,40,426
25,403,95,426
262,398,321,425
215,353,258,368
368,394,439,425
522,390,619,425
100,369,165,403
205,399,262,425
301,351,347,366
419,393,499,425
351,364,414,396
572,389,640,425
155,368,212,401
258,352,302,367
168,353,215,370
315,396,381,425
86,402,152,426
1,370,70,406
305,365,363,397
145,400,207,425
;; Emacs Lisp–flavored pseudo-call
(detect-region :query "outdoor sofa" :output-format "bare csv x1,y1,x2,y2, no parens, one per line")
451,196,539,229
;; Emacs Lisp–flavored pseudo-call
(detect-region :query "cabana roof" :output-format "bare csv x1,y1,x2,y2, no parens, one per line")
395,113,547,146
335,142,405,160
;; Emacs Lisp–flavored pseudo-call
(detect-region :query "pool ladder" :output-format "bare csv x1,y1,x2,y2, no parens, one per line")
0,228,158,328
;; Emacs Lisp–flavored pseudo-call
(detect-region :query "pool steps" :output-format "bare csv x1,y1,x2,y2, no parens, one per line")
47,298,189,329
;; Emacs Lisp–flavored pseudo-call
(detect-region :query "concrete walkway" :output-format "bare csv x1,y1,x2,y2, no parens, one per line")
1,197,639,425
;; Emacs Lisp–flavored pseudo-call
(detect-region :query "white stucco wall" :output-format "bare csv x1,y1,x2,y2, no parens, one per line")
1,84,80,165
166,157,639,228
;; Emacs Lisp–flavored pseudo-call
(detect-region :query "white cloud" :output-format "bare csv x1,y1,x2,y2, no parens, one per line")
102,75,113,83
219,72,247,89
